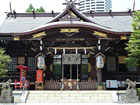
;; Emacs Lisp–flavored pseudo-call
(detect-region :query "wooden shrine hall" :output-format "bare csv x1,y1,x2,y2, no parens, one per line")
0,0,139,90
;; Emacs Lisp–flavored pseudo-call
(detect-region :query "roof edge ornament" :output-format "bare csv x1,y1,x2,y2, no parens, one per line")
63,0,78,7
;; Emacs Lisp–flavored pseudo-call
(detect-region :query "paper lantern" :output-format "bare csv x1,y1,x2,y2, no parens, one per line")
96,55,104,69
37,55,45,69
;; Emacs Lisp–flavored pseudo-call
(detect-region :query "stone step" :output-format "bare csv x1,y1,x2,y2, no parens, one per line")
26,91,113,103
26,99,112,103
28,90,112,94
27,95,112,98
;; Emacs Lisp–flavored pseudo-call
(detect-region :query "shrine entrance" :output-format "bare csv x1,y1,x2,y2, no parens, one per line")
64,64,80,79
62,54,81,90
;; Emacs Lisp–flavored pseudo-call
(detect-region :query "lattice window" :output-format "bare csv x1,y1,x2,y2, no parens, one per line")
28,57,36,71
128,66,137,71
107,57,116,71
8,57,17,71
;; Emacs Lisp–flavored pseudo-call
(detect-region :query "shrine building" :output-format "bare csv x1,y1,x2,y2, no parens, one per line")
0,0,139,90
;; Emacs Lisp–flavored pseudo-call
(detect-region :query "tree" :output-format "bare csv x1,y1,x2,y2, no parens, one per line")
36,6,45,13
0,48,12,77
125,11,140,66
26,4,34,13
26,4,45,13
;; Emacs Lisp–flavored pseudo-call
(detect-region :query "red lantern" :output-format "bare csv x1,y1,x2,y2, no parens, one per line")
36,69,43,82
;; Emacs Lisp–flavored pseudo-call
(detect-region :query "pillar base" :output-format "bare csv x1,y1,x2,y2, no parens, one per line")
98,85,103,90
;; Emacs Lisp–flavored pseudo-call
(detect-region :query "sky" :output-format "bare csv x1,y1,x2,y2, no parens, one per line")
0,0,140,25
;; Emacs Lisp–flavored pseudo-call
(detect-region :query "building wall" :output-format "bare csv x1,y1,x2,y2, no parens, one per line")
79,0,112,13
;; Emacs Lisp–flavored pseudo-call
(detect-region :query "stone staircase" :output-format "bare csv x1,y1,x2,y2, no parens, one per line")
26,91,114,103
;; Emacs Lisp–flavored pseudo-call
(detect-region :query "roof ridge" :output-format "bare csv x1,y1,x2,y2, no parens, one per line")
47,3,112,30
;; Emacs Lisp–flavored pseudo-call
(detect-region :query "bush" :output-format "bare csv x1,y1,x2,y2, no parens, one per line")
0,86,2,95
137,88,140,98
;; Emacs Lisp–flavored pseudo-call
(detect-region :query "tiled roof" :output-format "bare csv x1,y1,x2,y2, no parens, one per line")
0,17,52,33
0,2,133,34
0,13,133,34
89,16,133,32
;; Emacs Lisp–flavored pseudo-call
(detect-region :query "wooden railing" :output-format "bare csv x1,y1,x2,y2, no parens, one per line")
45,80,97,90
45,80,62,90
79,80,97,90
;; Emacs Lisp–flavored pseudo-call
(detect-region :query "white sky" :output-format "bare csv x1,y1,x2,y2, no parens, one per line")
0,0,140,25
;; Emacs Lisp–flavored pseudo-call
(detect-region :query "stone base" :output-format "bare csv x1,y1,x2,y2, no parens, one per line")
98,86,103,90
0,96,14,103
125,89,139,103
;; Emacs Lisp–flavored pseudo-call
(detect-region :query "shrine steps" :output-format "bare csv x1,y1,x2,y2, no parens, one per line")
26,91,116,103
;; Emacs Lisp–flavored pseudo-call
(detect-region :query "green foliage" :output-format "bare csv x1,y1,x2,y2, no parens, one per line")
36,6,45,13
26,4,45,13
125,11,140,66
0,48,12,77
0,86,2,95
137,88,140,97
26,4,34,13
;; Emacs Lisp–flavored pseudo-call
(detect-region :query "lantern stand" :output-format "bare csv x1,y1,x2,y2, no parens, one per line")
15,65,30,89
35,53,45,90
35,69,43,90
95,52,105,90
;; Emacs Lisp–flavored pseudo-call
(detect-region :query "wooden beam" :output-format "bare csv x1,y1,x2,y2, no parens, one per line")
48,47,95,49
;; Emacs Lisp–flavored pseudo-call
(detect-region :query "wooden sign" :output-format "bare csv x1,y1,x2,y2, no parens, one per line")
14,37,19,40
18,57,25,64
60,28,79,33
62,54,81,64
120,36,127,40
56,38,84,41
118,56,126,64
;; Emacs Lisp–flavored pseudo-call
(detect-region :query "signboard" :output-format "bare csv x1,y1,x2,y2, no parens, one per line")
14,37,19,40
60,28,79,33
106,80,118,88
62,54,81,64
56,38,84,41
60,28,79,37
18,57,25,64
118,56,126,64
120,36,127,40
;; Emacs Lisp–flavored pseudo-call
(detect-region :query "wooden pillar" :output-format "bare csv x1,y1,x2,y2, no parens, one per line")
70,64,72,89
77,63,79,89
61,57,64,89
97,68,102,86
88,53,92,80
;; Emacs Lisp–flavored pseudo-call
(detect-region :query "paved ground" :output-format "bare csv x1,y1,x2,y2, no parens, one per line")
0,103,140,105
